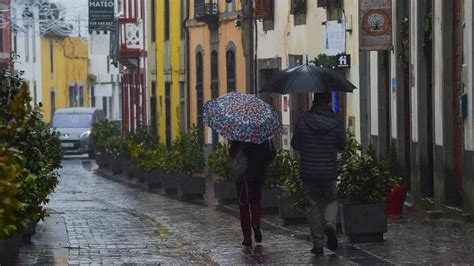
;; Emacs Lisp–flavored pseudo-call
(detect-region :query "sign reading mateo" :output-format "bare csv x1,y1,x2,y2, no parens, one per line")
89,0,114,31
360,0,393,51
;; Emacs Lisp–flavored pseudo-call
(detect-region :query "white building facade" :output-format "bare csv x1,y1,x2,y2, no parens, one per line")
255,0,361,150
89,32,121,120
11,0,42,105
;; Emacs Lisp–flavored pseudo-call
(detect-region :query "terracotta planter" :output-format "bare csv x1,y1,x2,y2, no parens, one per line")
340,203,387,243
0,233,21,265
261,187,283,212
278,195,307,225
177,176,206,200
96,153,111,169
213,181,238,205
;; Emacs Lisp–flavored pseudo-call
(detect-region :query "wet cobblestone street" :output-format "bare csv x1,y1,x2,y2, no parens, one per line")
18,157,474,265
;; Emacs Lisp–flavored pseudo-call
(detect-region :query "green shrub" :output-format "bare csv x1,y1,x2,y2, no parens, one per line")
337,133,402,204
278,152,304,211
106,135,129,160
207,143,229,182
90,120,121,153
171,126,205,176
0,68,63,237
128,141,172,172
127,123,157,147
0,146,29,239
266,150,296,188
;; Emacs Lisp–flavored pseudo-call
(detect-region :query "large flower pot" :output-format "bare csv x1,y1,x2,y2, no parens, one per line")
261,187,283,213
136,169,149,184
123,161,138,179
177,176,206,200
0,233,22,265
213,181,237,205
278,195,307,225
340,203,387,243
96,153,110,169
22,218,38,242
110,158,124,175
146,169,164,190
160,174,180,195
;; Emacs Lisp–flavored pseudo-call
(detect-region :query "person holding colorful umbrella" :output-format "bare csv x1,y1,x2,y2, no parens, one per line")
203,92,280,247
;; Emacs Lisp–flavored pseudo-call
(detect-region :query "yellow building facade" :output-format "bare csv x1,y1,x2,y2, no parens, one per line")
187,0,247,145
40,36,89,122
150,0,186,147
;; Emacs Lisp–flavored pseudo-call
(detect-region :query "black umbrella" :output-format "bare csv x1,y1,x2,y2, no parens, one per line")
259,63,357,94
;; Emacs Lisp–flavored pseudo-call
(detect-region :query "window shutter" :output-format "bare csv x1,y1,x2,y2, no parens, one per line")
317,0,328,8
254,0,273,20
290,0,306,15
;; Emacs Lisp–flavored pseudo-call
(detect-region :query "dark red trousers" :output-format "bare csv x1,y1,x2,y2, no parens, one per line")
236,181,263,240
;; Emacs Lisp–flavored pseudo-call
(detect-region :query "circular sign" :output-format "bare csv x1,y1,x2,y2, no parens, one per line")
363,10,391,36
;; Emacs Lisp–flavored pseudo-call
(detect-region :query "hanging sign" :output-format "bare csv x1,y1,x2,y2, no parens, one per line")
336,54,351,68
89,0,115,31
360,0,393,51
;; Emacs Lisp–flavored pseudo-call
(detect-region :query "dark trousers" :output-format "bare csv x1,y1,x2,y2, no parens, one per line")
236,181,263,240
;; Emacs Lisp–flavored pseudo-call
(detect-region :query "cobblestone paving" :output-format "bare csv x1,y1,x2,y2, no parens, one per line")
19,158,354,265
19,157,474,265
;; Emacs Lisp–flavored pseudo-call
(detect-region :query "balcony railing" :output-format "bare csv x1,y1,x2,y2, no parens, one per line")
117,18,143,59
194,1,218,22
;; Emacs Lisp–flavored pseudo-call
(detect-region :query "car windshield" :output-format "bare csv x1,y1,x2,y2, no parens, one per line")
52,113,92,128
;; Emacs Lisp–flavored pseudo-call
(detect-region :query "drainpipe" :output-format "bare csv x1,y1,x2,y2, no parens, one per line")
242,0,254,94
185,0,191,129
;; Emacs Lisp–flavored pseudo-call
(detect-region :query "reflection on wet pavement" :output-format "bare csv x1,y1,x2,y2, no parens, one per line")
18,157,474,265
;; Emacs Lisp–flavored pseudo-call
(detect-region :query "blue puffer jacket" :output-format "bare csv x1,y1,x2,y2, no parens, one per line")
291,107,346,182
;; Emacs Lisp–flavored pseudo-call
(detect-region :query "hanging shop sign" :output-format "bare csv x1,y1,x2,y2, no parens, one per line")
360,0,393,51
336,54,351,68
89,0,115,31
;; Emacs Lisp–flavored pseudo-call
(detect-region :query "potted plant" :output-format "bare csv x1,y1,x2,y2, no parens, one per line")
172,127,206,200
207,143,238,205
0,69,62,263
106,135,129,175
337,134,402,243
127,124,159,184
261,151,289,213
90,120,120,169
279,153,307,225
0,147,28,265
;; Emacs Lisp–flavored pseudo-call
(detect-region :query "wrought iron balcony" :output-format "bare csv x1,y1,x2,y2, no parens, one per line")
194,1,218,27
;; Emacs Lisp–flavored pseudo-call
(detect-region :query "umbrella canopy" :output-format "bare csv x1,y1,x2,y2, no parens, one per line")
259,63,357,94
203,92,282,144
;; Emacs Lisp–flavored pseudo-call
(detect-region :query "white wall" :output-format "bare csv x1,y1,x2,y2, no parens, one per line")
11,1,42,105
369,52,379,136
256,0,361,141
89,32,121,120
410,0,419,142
433,0,444,146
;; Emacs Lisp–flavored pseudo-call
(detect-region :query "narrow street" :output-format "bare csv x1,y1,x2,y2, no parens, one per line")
18,158,356,265
17,157,474,265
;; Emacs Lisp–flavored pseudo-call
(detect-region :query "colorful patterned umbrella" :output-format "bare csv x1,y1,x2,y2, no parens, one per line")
203,92,283,144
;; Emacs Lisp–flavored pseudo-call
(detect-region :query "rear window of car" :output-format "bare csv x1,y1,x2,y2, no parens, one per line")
52,113,92,128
